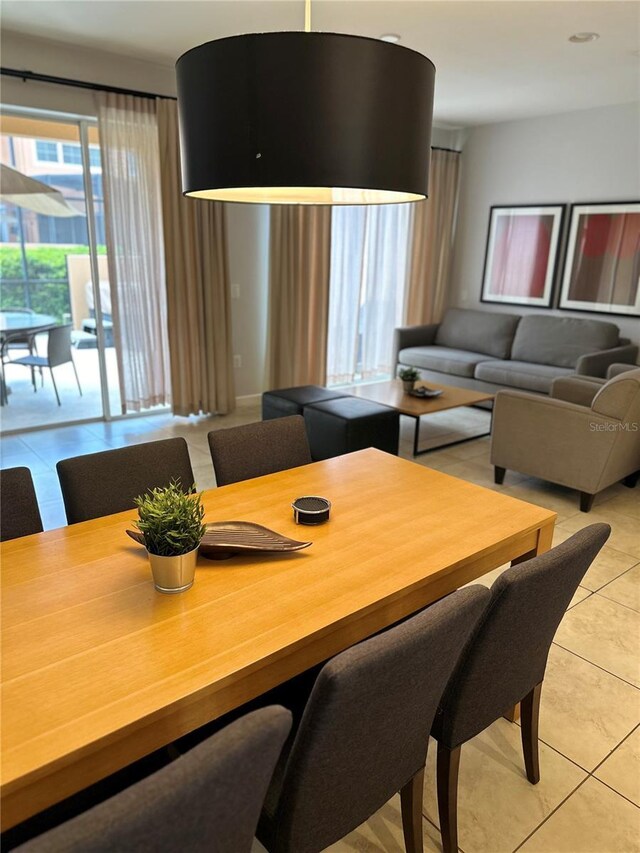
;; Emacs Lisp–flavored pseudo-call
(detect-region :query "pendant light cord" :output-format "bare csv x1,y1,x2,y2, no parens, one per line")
305,0,311,32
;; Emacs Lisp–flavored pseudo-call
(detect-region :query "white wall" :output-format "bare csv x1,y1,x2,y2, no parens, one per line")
226,204,270,397
450,101,640,346
0,31,177,114
1,31,270,396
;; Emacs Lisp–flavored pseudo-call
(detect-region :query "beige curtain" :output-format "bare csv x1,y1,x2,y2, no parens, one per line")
156,99,235,416
98,93,171,412
267,206,331,388
405,148,461,324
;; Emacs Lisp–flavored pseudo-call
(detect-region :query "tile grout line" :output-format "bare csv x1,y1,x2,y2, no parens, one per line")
422,813,473,853
511,776,591,852
420,724,590,852
526,749,640,846
533,720,638,779
588,722,640,805
517,724,640,849
421,718,639,853
590,775,640,812
554,526,640,563
593,588,640,615
567,589,593,609
588,557,640,591
591,723,640,773
551,641,640,691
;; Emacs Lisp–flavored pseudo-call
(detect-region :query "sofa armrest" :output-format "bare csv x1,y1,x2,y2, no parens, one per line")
490,390,617,493
607,362,639,379
551,375,605,407
576,344,639,378
392,323,439,370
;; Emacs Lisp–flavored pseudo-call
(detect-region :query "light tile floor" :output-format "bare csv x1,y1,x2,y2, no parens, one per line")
2,404,639,853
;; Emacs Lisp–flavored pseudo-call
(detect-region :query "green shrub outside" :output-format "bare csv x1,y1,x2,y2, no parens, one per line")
0,245,106,322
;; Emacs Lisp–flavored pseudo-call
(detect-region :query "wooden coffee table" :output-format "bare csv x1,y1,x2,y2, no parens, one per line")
342,379,494,455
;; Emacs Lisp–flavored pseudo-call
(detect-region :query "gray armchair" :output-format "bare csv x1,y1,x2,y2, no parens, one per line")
491,368,640,511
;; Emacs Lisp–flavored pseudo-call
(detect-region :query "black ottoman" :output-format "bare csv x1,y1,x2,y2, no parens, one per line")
262,385,350,420
304,397,400,460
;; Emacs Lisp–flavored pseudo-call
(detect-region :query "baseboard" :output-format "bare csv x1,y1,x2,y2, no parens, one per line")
235,393,262,408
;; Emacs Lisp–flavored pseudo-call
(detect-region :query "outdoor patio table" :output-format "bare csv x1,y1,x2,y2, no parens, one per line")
0,311,58,404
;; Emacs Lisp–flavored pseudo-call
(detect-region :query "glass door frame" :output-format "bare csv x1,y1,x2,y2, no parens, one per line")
0,103,169,431
1,104,113,427
78,117,111,421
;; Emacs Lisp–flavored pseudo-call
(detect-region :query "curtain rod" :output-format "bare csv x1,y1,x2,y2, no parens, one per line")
1,67,176,101
1,67,463,153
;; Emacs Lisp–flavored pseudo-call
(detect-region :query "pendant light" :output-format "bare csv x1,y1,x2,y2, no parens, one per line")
176,0,435,204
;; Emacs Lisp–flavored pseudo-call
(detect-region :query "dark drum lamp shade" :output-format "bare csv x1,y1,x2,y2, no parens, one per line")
176,32,435,204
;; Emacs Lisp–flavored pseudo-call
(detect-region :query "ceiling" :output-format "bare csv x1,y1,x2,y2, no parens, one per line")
2,1,639,126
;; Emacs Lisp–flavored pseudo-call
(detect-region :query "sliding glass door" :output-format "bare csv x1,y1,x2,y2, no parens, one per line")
326,204,413,386
0,109,118,431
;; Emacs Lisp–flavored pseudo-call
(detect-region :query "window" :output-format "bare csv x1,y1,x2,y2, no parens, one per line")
35,141,59,162
89,146,101,168
326,205,413,386
62,144,83,165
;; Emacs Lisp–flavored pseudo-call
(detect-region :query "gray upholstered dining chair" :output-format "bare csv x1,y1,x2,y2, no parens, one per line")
431,523,610,853
256,585,490,853
10,324,81,406
0,466,43,541
208,415,312,486
15,706,292,853
56,438,195,524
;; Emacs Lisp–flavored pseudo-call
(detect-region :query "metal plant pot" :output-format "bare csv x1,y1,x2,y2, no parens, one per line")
148,546,198,594
402,380,415,393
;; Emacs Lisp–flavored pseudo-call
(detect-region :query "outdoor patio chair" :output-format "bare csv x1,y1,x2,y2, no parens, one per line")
10,324,81,406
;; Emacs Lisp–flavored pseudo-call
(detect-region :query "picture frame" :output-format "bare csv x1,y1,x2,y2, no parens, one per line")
480,204,566,308
559,201,640,317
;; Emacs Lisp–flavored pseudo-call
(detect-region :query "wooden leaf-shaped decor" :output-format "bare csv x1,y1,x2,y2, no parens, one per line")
127,521,311,560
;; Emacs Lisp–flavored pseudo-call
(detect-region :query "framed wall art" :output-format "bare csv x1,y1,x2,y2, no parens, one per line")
480,204,565,308
559,202,640,317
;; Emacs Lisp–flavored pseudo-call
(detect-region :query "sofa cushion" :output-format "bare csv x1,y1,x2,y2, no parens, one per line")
475,360,574,394
399,346,493,378
435,308,520,359
511,315,620,368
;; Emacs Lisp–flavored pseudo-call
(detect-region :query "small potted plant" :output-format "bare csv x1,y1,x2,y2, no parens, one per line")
398,366,420,393
134,480,206,594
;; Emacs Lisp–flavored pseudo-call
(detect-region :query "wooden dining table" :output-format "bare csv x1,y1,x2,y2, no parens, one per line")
0,449,556,830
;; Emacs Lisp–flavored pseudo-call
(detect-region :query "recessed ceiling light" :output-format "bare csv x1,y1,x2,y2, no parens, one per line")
380,34,401,43
568,32,600,43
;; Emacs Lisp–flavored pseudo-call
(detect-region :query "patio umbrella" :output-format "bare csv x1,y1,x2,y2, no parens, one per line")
0,163,83,217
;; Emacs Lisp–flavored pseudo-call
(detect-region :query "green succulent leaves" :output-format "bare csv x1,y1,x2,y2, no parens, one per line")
398,366,420,381
134,480,206,557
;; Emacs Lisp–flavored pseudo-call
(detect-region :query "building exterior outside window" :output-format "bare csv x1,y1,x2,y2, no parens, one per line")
35,140,59,162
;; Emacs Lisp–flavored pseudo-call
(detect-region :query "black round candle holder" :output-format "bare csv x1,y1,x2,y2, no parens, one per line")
292,496,331,525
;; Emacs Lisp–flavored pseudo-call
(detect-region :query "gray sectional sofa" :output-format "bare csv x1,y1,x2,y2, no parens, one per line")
393,308,638,396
